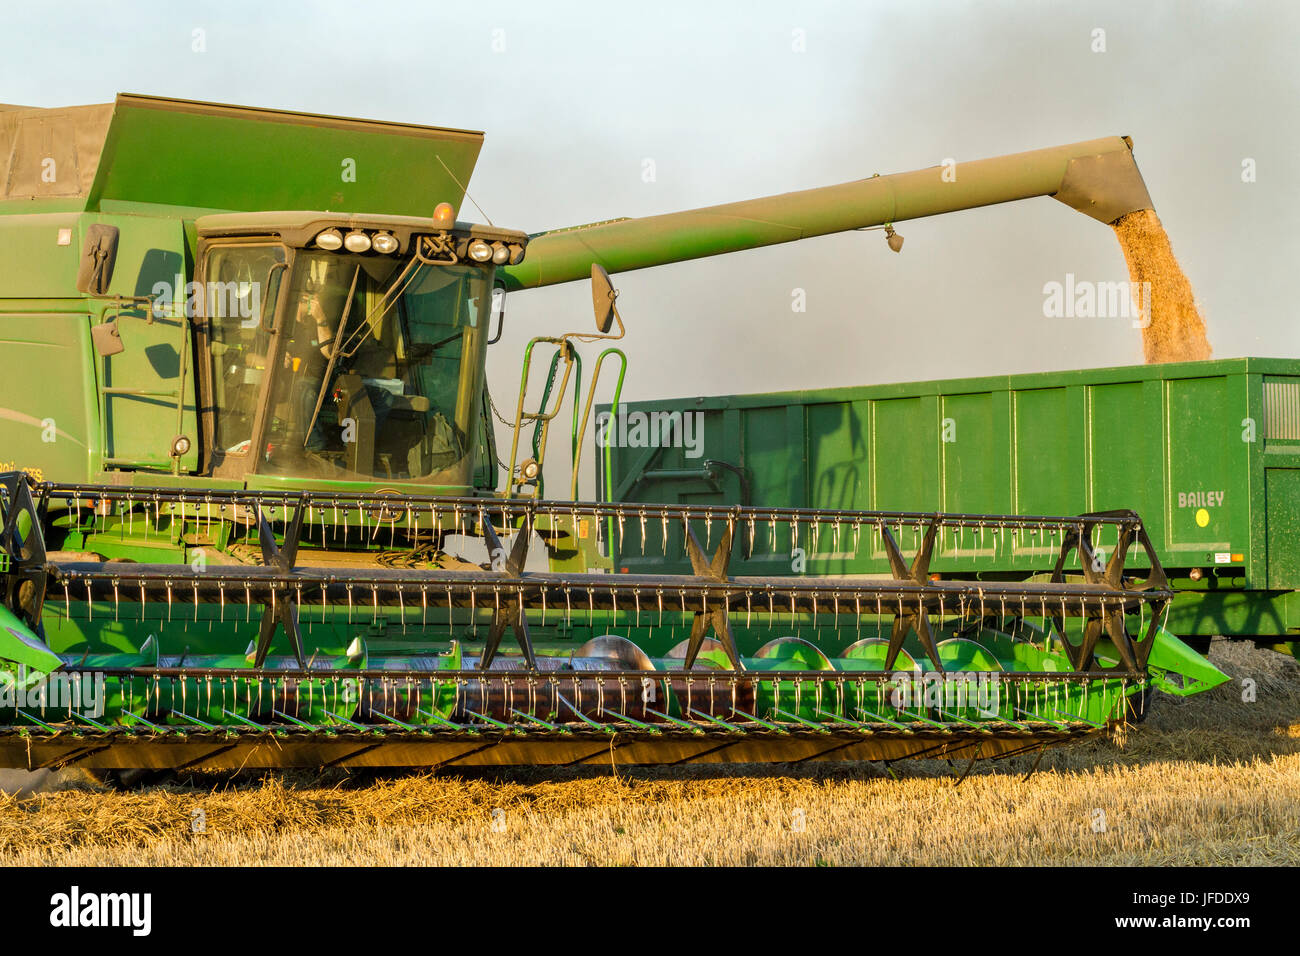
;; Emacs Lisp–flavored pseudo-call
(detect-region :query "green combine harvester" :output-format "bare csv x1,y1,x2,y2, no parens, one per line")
0,94,1225,773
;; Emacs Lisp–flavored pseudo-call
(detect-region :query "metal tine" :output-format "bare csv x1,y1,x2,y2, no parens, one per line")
463,708,519,732
323,710,372,732
730,706,787,734
373,711,416,732
936,709,994,733
604,708,660,733
410,706,465,730
688,708,744,733
122,711,164,733
172,709,217,731
852,707,914,732
510,708,567,733
273,709,322,731
895,709,950,731
813,708,874,732
643,707,703,733
772,707,830,733
72,711,112,732
1052,707,1103,730
1012,706,1068,730
222,708,267,731
554,694,611,732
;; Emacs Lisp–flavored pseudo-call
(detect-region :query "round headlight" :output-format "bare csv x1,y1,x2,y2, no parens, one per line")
315,229,343,251
491,242,509,265
433,202,455,228
372,232,399,255
508,244,525,265
468,239,493,262
343,230,372,253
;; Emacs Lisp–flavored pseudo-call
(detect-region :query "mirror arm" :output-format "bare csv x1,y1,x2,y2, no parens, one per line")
488,280,507,345
259,261,290,333
90,294,160,325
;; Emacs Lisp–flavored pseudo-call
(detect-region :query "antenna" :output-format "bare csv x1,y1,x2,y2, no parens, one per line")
436,154,494,227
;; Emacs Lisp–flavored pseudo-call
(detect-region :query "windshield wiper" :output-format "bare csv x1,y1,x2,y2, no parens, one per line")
302,264,361,449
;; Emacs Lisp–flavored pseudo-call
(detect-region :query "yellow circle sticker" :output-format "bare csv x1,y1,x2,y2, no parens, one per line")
1195,508,1210,527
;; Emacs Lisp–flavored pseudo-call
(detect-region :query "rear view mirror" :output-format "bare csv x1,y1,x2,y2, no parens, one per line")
75,224,120,295
91,320,124,357
488,284,506,345
591,264,617,334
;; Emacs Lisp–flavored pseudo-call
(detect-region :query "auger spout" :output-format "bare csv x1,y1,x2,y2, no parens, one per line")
500,136,1153,289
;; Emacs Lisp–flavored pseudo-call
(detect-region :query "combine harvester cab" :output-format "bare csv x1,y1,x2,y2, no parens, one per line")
0,95,1225,771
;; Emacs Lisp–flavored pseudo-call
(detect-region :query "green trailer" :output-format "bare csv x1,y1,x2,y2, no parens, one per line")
600,357,1300,657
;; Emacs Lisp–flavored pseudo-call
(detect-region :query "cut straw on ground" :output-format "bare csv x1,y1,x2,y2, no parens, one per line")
0,639,1295,866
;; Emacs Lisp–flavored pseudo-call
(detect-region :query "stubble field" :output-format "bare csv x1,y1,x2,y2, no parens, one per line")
1,639,1296,866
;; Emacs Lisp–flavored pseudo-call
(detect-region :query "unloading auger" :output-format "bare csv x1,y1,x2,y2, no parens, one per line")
0,475,1222,770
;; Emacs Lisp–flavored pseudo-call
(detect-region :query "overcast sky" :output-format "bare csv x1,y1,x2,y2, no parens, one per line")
6,0,1298,491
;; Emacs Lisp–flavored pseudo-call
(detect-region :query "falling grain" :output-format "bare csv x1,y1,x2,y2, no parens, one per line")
1112,209,1212,363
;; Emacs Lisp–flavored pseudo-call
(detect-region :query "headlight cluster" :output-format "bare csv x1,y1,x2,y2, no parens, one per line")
463,238,525,265
314,228,400,254
313,220,523,265
371,232,400,254
314,228,343,250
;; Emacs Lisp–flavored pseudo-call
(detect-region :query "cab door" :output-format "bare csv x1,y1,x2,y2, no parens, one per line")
194,241,289,479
